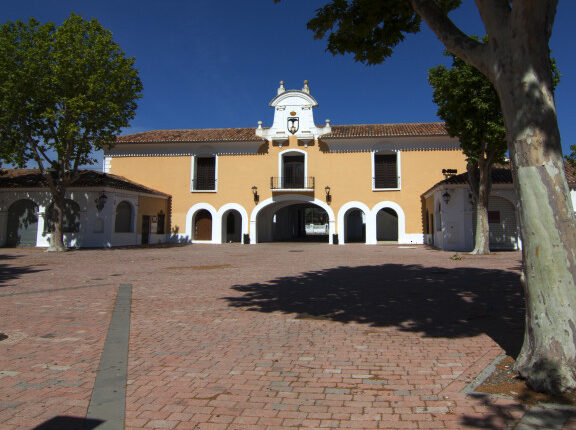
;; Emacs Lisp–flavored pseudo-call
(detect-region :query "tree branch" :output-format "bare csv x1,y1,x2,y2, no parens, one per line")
25,126,53,169
408,0,491,75
512,0,558,44
29,140,59,196
474,0,511,40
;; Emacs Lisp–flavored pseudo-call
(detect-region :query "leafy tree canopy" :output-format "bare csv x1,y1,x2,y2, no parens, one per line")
0,13,142,172
300,0,462,65
429,48,559,166
565,145,576,167
428,50,507,165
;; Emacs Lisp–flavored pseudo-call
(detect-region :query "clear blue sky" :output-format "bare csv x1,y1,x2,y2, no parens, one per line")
2,1,575,169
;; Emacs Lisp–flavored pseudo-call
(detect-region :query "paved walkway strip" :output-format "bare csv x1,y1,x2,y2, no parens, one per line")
86,283,132,430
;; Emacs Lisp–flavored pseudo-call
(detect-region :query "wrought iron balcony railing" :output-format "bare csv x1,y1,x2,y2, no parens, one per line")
270,176,315,190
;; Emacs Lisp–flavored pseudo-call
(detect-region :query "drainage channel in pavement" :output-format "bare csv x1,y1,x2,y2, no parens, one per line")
86,283,132,430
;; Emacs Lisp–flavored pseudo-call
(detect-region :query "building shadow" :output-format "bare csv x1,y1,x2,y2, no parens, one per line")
32,416,104,430
224,264,524,356
0,254,45,287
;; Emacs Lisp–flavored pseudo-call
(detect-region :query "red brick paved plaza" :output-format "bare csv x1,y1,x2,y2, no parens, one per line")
0,244,573,429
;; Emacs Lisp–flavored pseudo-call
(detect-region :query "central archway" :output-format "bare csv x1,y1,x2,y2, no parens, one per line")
250,195,335,244
267,203,329,242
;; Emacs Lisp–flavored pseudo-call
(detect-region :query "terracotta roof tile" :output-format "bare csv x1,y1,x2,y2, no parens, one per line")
439,167,513,186
565,162,576,189
115,122,448,144
323,122,448,138
0,169,169,196
436,162,576,190
116,128,263,143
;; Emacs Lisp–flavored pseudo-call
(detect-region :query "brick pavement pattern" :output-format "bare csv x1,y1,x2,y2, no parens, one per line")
0,243,573,429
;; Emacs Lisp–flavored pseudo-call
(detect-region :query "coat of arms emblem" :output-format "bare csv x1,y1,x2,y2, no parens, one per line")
287,117,299,134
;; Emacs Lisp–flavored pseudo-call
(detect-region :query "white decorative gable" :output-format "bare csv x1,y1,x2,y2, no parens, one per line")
256,80,331,143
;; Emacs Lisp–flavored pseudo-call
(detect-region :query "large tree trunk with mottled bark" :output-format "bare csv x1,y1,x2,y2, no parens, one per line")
492,34,576,394
411,0,576,393
468,159,492,255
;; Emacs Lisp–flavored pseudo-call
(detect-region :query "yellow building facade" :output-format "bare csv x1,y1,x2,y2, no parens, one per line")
105,81,467,245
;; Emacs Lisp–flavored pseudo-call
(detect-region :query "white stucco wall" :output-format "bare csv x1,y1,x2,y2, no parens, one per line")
1,188,164,248
432,185,518,252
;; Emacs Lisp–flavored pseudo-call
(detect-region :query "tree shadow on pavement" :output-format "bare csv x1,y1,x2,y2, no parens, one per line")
461,393,575,429
0,254,46,287
225,264,524,356
32,416,103,430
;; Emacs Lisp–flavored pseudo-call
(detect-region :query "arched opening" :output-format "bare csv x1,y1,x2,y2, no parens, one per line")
6,199,39,247
222,210,242,243
44,200,80,233
194,209,212,241
115,201,133,233
345,209,366,243
376,207,398,242
257,202,329,243
487,196,518,250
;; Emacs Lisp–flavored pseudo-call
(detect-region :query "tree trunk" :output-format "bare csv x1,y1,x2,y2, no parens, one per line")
47,194,67,252
469,159,492,255
494,55,576,394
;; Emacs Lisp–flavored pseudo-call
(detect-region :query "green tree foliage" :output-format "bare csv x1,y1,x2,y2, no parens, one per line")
429,52,507,168
565,145,576,167
0,13,142,250
429,50,507,254
304,0,461,65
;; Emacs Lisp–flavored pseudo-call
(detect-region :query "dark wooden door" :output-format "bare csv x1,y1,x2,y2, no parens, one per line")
194,210,212,240
283,155,304,188
142,215,150,244
7,199,38,247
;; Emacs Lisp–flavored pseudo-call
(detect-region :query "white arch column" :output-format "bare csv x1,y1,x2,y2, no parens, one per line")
217,203,249,244
249,194,336,244
337,201,371,245
36,205,47,247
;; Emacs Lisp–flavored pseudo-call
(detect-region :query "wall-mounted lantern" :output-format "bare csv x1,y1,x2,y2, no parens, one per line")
95,192,108,212
442,191,451,204
324,185,332,204
251,185,259,203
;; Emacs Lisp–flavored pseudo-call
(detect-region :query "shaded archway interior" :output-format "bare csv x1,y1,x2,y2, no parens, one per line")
345,208,366,243
6,199,39,247
257,202,329,243
222,210,242,243
377,207,398,242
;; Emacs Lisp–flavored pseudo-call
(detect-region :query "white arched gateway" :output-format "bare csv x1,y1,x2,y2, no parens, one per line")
337,201,371,245
217,203,249,244
250,194,336,244
185,203,218,243
370,201,407,245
